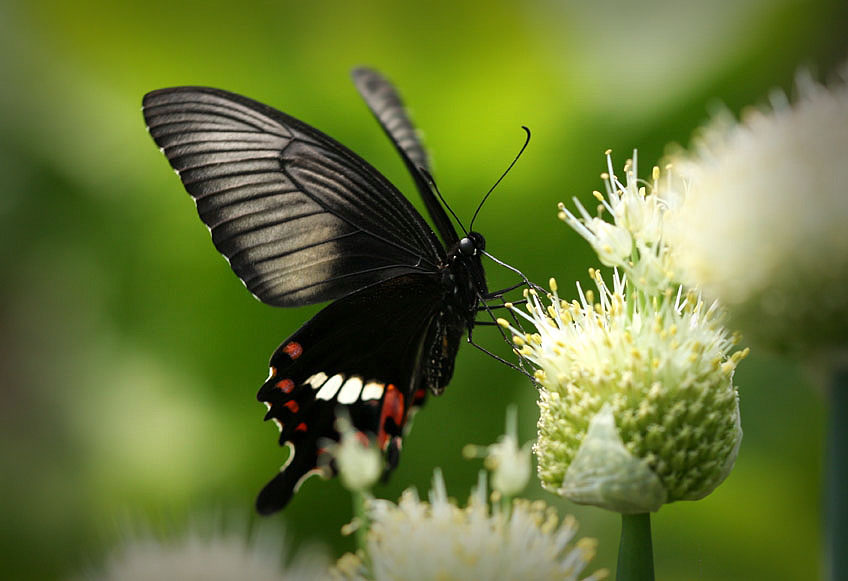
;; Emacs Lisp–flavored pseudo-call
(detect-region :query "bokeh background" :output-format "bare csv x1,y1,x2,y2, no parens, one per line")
2,1,846,579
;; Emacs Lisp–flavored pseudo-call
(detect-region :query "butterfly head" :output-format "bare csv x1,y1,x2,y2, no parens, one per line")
458,232,486,257
449,231,488,308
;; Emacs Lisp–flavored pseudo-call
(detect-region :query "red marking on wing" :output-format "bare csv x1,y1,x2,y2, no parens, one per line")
284,400,300,413
377,384,405,449
276,379,295,393
283,341,303,359
295,422,308,432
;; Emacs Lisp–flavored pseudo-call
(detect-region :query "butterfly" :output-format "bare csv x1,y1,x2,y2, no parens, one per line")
142,68,516,514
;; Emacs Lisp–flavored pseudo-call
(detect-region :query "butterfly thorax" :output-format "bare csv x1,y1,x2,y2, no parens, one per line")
446,231,488,323
422,232,487,395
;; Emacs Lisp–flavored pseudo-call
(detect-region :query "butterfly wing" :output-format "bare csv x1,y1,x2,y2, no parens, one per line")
352,68,460,248
143,86,446,306
255,273,454,514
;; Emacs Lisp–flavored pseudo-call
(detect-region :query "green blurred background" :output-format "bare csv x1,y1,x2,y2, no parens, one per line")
1,0,845,579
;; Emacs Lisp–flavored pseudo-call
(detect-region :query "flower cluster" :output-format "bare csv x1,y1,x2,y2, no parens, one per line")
333,471,606,581
501,153,747,512
93,520,330,581
559,152,674,294
663,68,848,355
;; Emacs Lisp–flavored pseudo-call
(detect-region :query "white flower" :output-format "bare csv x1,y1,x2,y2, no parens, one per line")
503,146,749,512
559,152,676,294
90,519,330,581
331,417,383,493
664,67,848,355
333,471,606,581
463,406,533,497
501,271,745,512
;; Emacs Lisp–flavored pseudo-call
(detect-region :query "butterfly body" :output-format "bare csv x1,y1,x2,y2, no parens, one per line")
143,69,490,514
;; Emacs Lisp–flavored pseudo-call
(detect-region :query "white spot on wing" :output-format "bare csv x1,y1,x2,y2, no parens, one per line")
266,368,275,381
337,376,363,404
294,467,329,492
361,382,384,401
272,418,283,432
263,401,272,411
306,372,328,389
316,373,344,400
279,441,296,471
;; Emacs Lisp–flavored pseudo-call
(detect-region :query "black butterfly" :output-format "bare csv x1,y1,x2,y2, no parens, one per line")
143,69,513,514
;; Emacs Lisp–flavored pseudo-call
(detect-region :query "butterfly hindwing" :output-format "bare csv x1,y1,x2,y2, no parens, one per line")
142,87,446,307
255,273,454,514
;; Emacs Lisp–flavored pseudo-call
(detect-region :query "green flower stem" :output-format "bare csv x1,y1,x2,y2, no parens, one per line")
617,513,655,581
352,490,370,561
827,365,848,581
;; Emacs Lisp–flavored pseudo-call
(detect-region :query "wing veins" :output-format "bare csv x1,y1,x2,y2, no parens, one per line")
171,149,283,174
279,164,440,270
255,261,437,301
181,165,283,187
146,96,288,135
285,145,437,253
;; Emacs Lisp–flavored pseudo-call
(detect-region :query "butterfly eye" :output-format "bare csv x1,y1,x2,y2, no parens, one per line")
459,236,476,256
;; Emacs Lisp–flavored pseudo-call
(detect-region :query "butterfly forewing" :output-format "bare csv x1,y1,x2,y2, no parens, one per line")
143,87,445,307
352,68,459,247
351,68,430,172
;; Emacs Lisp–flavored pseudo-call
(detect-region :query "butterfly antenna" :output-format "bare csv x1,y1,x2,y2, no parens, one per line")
420,168,469,237
469,126,531,232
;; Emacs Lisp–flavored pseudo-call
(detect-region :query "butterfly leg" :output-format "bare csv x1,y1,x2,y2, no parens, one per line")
478,293,531,338
476,298,528,312
468,293,538,383
481,250,545,294
466,325,538,383
481,280,528,299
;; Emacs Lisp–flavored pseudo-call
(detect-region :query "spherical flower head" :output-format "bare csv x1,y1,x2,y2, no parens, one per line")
663,67,848,355
463,406,533,498
502,272,745,513
333,470,606,581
